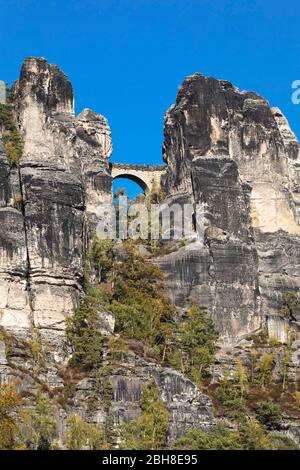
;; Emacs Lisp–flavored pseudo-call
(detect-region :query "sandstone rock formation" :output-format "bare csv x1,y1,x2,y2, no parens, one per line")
0,58,215,443
0,57,112,339
1,59,300,446
160,73,300,343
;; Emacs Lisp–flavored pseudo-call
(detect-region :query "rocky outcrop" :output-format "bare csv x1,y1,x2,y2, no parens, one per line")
108,361,213,442
160,73,300,342
1,59,300,445
0,58,215,443
0,57,112,339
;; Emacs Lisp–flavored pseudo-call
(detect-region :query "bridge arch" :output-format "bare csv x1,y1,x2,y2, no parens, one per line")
113,172,149,193
110,163,167,195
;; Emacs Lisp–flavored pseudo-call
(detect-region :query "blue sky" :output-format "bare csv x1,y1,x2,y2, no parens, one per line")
1,0,299,195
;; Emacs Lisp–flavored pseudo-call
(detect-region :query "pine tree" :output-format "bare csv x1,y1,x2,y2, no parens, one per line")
174,424,243,450
23,393,57,450
238,418,271,450
235,357,248,398
255,353,274,388
280,347,291,392
171,305,218,382
111,243,175,356
66,290,104,369
255,400,282,430
121,381,170,450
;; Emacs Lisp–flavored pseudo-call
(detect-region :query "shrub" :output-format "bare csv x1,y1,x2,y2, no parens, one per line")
0,104,23,166
255,400,282,430
279,291,299,320
175,419,271,450
174,424,243,450
65,414,104,450
268,432,298,450
0,381,22,450
12,193,23,211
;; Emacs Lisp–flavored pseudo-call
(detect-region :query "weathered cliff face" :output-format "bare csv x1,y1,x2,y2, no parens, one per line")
0,58,112,339
160,73,300,343
157,155,260,342
1,59,300,445
163,73,300,233
0,58,215,442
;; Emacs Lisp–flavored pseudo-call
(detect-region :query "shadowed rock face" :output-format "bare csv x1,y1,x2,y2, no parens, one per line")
1,59,300,442
0,58,216,442
163,74,299,203
160,73,300,342
0,57,113,335
108,360,213,443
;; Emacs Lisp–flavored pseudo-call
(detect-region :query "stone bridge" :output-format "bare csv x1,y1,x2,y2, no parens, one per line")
110,162,167,193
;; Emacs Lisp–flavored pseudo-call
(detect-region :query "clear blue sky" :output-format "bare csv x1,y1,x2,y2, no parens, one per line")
1,1,299,175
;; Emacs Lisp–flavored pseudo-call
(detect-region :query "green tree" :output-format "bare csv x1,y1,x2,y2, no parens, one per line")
121,382,169,450
268,432,298,450
214,359,250,420
0,381,22,450
175,420,271,450
0,104,23,166
255,353,274,388
66,289,104,369
249,349,258,384
280,347,291,391
89,236,114,284
280,291,299,320
65,414,104,450
108,336,128,361
235,357,249,398
215,369,247,420
174,424,243,450
171,305,218,382
255,400,282,430
23,393,57,450
111,243,175,356
238,418,271,450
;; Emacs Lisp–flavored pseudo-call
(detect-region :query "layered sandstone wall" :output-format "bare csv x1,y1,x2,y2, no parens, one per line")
160,73,300,342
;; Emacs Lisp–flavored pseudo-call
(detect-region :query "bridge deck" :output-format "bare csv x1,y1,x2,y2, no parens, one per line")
110,162,167,171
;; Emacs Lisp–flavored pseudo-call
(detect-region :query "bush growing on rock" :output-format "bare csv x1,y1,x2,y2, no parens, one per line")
65,414,105,450
174,424,243,450
0,103,23,166
0,381,23,450
254,400,282,430
174,419,271,450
